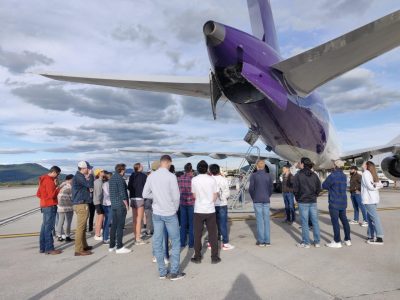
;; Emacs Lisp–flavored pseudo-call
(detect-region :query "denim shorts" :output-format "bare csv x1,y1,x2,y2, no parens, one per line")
130,198,144,208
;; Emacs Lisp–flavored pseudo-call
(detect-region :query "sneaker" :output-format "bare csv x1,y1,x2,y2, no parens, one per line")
343,240,352,247
325,241,342,248
361,221,368,227
152,256,157,263
348,220,358,225
314,243,321,248
57,236,64,242
116,247,132,254
94,235,103,241
168,272,186,281
103,240,110,245
159,273,168,280
264,243,271,247
108,247,116,252
211,257,222,264
222,243,235,251
256,241,266,247
296,243,310,249
368,237,384,245
164,258,169,265
207,242,211,249
135,239,148,245
65,237,74,242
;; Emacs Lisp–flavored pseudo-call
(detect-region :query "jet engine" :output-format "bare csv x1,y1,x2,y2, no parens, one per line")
381,155,400,181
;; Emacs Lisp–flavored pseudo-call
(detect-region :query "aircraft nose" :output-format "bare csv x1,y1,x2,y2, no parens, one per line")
203,21,225,47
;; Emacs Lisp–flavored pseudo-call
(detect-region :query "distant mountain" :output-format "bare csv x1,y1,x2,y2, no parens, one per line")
0,163,49,183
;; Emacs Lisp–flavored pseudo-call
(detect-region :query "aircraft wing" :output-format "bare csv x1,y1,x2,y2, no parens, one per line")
272,10,400,97
38,72,211,99
118,148,281,162
340,134,400,161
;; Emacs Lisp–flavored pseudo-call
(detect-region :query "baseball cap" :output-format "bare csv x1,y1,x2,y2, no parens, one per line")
94,168,104,177
78,161,92,169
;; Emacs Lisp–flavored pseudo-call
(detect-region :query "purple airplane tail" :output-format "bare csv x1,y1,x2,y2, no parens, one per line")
247,0,280,53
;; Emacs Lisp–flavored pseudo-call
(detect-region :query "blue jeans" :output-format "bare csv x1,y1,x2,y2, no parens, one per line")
153,214,180,276
283,193,295,222
102,205,111,241
179,205,194,247
253,203,270,244
40,206,57,252
329,206,351,242
365,204,384,239
350,193,367,222
216,205,229,243
110,207,127,249
298,203,320,245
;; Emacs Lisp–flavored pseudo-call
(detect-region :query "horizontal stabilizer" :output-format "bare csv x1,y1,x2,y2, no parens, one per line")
272,10,400,97
119,148,280,161
241,63,287,109
38,72,210,99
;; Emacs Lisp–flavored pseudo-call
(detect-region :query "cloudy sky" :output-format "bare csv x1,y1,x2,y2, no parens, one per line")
0,0,399,172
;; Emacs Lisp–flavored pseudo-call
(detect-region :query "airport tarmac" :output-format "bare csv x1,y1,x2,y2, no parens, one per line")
0,187,399,300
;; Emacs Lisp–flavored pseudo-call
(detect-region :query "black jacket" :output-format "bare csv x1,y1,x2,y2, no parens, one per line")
128,172,147,198
293,168,321,203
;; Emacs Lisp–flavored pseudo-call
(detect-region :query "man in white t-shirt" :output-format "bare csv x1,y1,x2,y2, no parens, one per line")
210,164,234,251
191,160,221,264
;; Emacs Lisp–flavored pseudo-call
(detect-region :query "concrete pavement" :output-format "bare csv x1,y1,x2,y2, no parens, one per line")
0,187,399,299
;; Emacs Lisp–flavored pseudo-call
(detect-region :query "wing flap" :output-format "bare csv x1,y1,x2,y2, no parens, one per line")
272,10,400,97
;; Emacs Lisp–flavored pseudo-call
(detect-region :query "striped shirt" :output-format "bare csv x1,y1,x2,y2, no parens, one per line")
322,169,348,209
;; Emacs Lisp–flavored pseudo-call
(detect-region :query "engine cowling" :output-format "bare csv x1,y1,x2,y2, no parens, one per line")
381,155,400,181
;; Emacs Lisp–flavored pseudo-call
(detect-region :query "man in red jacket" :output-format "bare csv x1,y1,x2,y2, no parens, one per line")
37,166,62,255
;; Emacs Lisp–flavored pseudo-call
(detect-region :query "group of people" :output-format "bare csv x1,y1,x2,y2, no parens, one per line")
37,155,385,280
274,158,384,249
36,156,235,280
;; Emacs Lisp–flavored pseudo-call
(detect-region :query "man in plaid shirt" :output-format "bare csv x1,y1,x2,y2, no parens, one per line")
178,163,195,248
322,160,351,248
109,163,131,254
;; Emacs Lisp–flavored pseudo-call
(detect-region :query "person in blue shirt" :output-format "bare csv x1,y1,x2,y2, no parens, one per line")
322,160,351,248
249,160,273,247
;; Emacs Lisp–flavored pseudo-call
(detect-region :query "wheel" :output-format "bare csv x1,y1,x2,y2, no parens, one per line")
382,181,389,188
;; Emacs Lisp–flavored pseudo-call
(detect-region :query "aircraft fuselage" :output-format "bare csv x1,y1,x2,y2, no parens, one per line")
205,22,341,169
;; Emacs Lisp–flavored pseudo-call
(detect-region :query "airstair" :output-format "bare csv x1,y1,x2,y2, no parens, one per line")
229,146,260,210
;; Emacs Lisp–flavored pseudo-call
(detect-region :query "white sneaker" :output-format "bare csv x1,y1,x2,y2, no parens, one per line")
314,243,321,248
343,240,352,247
94,235,103,241
135,239,148,245
108,247,116,252
348,220,358,225
296,243,310,249
325,241,342,248
222,243,235,251
361,221,368,227
116,247,132,254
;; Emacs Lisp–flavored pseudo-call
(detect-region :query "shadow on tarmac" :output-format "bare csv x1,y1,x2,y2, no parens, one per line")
224,273,262,300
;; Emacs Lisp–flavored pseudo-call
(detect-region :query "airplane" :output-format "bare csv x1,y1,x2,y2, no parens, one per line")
38,0,400,182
